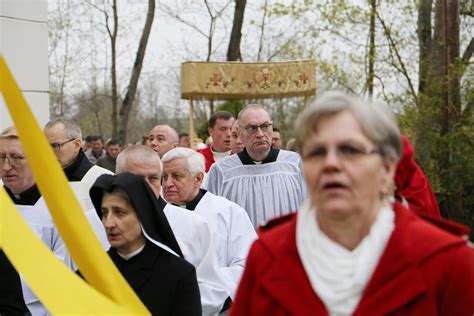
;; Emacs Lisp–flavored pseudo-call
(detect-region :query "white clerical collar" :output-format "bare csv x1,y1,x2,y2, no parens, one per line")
117,244,146,260
211,147,231,162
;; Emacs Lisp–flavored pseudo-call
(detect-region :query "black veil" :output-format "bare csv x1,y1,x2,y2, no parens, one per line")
90,173,183,257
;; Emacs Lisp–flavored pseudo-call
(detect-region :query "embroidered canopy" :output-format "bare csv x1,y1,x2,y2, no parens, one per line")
181,60,316,100
180,60,316,148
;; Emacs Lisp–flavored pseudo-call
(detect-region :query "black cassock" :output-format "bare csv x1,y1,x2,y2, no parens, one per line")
109,242,201,316
0,250,28,315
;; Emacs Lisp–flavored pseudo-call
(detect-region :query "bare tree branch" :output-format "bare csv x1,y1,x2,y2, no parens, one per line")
267,30,305,61
257,0,268,61
461,37,474,74
159,2,205,38
376,11,419,106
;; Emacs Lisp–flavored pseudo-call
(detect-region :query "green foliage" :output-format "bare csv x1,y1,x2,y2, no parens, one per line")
216,99,245,117
400,89,474,237
195,100,245,142
196,121,209,144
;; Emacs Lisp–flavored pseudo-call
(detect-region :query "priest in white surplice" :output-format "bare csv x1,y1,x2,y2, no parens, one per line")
0,127,71,315
206,104,307,228
161,147,257,298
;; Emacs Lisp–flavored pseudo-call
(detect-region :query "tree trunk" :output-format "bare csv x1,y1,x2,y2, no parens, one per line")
118,0,155,144
437,0,463,217
416,0,439,168
417,0,433,95
210,100,214,114
446,0,460,122
227,0,247,61
417,0,465,220
110,0,119,138
367,0,376,100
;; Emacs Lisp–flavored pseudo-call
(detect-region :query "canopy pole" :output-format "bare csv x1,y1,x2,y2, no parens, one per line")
189,97,195,149
304,96,308,110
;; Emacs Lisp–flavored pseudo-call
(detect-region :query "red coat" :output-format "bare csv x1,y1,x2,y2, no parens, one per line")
395,135,440,217
231,202,474,316
197,145,214,172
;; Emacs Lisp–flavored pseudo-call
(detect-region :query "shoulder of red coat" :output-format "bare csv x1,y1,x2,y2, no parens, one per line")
416,210,470,236
257,212,297,235
394,202,471,256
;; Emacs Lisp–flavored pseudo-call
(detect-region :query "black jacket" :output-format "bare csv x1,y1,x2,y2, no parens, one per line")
64,149,94,181
0,250,28,315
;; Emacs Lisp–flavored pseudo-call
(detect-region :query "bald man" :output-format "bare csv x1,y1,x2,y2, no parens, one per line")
148,125,179,157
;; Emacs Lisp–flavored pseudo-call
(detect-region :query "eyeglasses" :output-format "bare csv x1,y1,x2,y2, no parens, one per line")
50,138,75,151
0,154,26,166
302,142,380,162
241,122,273,134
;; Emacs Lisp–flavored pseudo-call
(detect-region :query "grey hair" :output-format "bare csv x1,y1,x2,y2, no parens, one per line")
294,91,402,160
116,144,162,175
0,126,19,139
44,117,82,140
161,147,205,176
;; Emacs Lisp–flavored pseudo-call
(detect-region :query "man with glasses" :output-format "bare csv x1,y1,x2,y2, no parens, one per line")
0,126,71,314
44,117,112,211
206,105,307,228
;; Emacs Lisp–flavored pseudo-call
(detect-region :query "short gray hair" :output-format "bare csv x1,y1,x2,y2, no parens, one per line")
294,91,402,160
0,126,19,139
161,147,205,176
44,117,82,140
116,145,162,174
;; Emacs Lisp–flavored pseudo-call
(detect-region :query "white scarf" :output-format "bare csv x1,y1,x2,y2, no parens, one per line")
296,199,394,316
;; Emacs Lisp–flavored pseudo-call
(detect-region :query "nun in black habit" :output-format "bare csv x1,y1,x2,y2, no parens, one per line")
90,172,201,316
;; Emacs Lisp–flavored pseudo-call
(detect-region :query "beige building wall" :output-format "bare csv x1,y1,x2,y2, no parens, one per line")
0,0,49,130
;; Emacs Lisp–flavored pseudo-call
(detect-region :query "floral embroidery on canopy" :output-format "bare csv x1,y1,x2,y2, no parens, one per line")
182,60,316,100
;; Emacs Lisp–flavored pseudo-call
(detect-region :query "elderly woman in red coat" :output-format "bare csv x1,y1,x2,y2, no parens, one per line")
230,91,474,316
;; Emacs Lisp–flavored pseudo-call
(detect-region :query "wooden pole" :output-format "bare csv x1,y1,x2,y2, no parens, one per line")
189,97,195,149
304,96,308,110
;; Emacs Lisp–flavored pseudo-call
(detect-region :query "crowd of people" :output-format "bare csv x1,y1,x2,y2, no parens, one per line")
1,91,473,315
